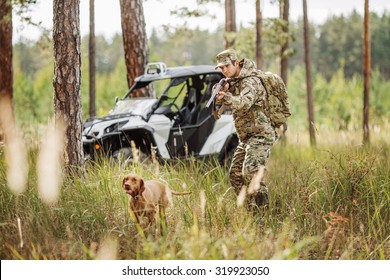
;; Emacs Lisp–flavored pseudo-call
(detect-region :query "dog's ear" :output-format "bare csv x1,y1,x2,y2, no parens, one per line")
139,179,145,194
122,177,126,188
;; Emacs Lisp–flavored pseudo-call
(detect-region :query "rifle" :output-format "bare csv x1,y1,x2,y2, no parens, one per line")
206,78,227,108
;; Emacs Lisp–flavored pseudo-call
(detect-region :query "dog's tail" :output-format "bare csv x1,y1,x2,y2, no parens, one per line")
171,191,192,196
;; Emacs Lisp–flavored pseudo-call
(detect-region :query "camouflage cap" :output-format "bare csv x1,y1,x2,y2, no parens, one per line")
215,49,238,69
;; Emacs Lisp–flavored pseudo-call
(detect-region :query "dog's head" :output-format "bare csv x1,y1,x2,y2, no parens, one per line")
122,173,145,198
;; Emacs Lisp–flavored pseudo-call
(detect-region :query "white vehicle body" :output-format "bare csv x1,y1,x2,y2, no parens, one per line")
82,63,237,163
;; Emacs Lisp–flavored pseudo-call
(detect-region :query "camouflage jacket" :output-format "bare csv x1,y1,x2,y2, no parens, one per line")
222,58,276,143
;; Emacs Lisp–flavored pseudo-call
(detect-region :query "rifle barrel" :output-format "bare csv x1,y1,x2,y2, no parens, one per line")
206,79,226,108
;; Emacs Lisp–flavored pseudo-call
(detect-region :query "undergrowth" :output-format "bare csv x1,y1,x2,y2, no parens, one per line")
0,137,389,260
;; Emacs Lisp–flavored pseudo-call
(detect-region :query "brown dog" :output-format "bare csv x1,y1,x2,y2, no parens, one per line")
122,173,191,229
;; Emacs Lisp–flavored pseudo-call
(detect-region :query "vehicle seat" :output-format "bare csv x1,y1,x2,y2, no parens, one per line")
186,76,208,125
194,81,215,124
180,88,197,125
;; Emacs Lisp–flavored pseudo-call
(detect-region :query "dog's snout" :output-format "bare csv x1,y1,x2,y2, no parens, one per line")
123,181,136,197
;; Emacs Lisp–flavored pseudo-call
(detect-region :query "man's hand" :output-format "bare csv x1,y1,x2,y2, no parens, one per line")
215,91,225,104
215,82,229,104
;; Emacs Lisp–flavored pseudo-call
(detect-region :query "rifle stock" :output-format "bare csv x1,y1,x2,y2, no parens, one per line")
206,78,227,108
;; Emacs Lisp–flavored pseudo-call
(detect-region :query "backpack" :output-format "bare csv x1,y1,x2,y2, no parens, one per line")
255,70,291,128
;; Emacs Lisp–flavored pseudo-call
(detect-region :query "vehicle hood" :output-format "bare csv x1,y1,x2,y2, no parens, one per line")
109,98,158,118
83,98,158,139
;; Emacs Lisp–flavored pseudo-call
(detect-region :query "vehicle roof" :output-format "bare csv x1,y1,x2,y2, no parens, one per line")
135,65,222,82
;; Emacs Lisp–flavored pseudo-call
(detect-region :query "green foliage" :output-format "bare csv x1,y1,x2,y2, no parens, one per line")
80,34,124,75
79,34,129,118
370,68,390,122
315,69,363,130
371,12,390,79
13,68,34,122
11,11,390,129
227,27,255,61
288,18,319,71
285,66,307,129
223,18,294,69
95,59,129,116
32,63,55,122
262,17,292,59
13,36,52,76
289,10,390,80
149,26,224,66
79,58,129,118
317,11,363,79
286,66,389,131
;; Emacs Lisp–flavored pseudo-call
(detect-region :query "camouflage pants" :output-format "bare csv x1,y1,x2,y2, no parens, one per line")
229,136,274,206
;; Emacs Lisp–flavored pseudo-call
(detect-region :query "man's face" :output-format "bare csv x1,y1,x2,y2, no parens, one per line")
219,60,240,78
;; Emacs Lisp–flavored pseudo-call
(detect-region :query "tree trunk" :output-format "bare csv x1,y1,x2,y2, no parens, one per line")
280,0,289,84
89,0,96,118
53,0,84,174
255,0,263,69
119,0,149,96
224,0,236,49
363,0,370,145
0,0,13,120
303,0,316,146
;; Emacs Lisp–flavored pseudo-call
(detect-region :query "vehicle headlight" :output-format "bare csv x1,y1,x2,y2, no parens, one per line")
104,121,127,134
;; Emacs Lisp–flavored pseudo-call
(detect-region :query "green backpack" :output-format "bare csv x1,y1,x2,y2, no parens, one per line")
256,70,291,128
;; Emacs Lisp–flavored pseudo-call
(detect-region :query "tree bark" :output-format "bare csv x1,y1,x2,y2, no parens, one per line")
280,0,289,84
363,0,370,145
303,0,316,146
53,0,84,174
224,0,236,49
0,0,13,115
255,0,263,69
119,0,149,96
89,0,96,118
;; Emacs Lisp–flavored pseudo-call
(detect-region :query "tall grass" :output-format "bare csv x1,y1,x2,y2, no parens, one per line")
0,129,389,260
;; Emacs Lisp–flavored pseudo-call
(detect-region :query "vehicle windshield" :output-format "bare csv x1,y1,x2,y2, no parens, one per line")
128,77,189,113
127,79,170,99
121,72,223,123
108,98,157,118
158,77,188,111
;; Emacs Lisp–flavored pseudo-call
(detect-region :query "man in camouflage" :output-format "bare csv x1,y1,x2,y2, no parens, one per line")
214,49,277,209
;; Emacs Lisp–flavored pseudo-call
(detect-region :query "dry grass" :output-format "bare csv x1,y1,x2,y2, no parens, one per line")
0,125,389,260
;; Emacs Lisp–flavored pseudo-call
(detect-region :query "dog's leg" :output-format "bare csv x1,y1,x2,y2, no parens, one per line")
144,208,155,229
